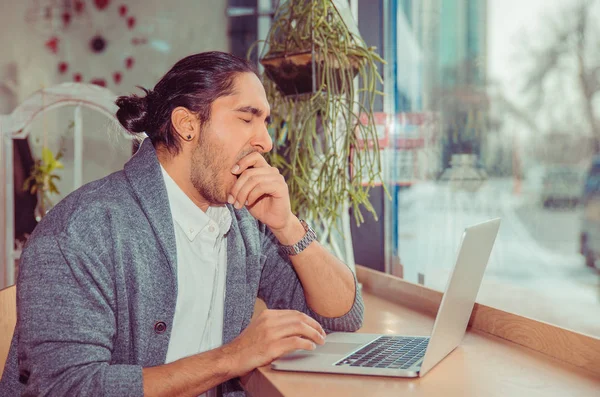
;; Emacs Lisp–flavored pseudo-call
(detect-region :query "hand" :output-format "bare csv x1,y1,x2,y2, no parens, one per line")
228,152,293,230
222,309,327,378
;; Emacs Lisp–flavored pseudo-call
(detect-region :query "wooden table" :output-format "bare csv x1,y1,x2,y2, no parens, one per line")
244,267,600,397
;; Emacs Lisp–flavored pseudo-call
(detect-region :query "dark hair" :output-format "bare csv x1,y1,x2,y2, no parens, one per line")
116,51,258,153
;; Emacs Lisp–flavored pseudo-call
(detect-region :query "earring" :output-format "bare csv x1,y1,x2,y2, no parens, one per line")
186,135,192,141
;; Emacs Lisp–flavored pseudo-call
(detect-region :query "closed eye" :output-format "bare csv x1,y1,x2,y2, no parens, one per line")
240,118,252,124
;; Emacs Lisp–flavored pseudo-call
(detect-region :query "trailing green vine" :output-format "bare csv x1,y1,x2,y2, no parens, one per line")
257,0,385,226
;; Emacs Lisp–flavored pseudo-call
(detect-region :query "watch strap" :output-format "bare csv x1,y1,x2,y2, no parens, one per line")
279,219,318,256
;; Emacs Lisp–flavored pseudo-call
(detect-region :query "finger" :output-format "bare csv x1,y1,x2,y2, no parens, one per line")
246,174,286,207
294,311,327,338
230,166,271,195
231,152,269,175
272,320,326,345
266,310,326,339
273,336,317,358
270,310,327,342
228,169,275,207
235,175,283,209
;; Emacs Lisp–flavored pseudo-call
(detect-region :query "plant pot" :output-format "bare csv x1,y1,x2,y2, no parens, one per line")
260,52,362,96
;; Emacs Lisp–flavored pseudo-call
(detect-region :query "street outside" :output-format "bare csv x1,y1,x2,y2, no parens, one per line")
397,177,600,338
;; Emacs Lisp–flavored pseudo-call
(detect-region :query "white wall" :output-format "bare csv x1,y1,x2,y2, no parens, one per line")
0,0,229,99
0,0,229,285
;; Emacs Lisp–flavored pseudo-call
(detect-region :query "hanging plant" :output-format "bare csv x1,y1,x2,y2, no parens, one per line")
255,0,385,226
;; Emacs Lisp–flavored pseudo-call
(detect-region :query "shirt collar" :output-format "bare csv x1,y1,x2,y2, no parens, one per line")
206,206,233,237
160,166,232,241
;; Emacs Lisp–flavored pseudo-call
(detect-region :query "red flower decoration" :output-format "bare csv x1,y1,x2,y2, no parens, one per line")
94,0,110,11
62,12,71,27
58,62,69,74
125,57,135,69
45,37,59,54
113,72,122,84
73,73,83,82
127,16,136,29
74,0,85,13
119,5,128,17
91,78,107,87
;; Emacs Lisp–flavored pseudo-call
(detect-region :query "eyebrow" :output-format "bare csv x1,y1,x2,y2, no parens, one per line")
234,106,272,124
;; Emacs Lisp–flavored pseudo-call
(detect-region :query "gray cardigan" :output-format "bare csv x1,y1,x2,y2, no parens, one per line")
0,139,364,396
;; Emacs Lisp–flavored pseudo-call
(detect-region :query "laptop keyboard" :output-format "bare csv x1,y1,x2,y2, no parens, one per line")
334,336,429,370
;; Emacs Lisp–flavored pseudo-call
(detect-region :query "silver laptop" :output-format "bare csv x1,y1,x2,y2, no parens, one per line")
272,218,501,378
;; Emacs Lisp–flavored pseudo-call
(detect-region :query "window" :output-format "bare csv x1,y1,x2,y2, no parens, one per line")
384,0,600,337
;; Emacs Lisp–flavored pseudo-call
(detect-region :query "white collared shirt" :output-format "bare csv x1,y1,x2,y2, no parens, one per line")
161,166,231,397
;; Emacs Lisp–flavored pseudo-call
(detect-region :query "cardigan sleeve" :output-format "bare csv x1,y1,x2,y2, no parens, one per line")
256,226,364,333
15,231,144,397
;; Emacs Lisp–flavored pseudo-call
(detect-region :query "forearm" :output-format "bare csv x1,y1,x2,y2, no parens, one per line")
142,346,236,397
270,216,357,318
292,241,357,317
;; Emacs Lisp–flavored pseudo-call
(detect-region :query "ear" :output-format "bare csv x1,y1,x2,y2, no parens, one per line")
171,107,199,142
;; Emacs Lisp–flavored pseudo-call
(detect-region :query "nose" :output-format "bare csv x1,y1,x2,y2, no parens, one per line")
252,123,273,153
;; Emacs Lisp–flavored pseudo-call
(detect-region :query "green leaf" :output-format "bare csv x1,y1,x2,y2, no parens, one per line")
41,147,54,166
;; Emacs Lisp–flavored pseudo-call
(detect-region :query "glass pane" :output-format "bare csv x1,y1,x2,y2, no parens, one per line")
384,0,600,337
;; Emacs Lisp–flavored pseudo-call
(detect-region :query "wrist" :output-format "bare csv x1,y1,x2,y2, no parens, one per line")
269,214,305,246
218,340,254,379
214,343,241,379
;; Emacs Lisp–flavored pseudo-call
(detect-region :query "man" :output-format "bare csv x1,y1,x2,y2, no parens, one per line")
0,51,363,396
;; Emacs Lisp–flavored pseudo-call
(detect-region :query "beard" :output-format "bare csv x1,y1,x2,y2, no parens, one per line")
190,132,226,205
189,128,257,206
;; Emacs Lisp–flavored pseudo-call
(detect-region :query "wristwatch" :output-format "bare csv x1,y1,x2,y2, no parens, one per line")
279,219,318,256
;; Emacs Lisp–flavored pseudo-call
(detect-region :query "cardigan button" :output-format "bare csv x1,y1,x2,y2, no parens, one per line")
154,321,167,334
18,369,30,384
